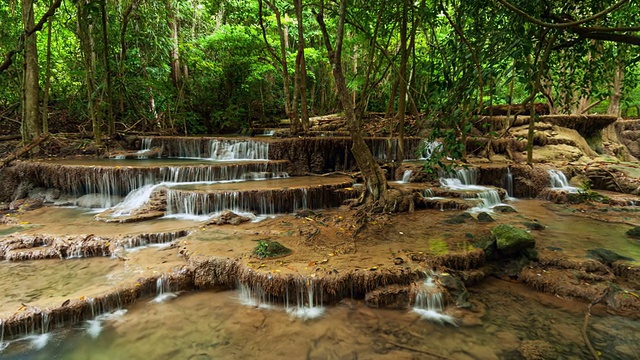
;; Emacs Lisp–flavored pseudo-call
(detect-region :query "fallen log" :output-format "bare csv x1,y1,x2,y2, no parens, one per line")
0,133,50,170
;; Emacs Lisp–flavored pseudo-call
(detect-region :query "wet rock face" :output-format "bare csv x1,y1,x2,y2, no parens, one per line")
492,224,535,257
364,284,411,309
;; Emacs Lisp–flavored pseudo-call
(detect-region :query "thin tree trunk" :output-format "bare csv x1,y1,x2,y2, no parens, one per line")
396,0,409,164
42,5,53,134
385,79,399,119
77,0,101,145
21,0,41,144
259,0,299,133
166,0,182,89
294,0,309,132
100,0,114,136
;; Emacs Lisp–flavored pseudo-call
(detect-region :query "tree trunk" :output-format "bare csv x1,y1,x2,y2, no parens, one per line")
21,0,41,144
396,0,409,164
42,5,53,134
77,0,101,145
100,0,115,136
259,0,299,134
316,0,387,203
608,60,624,117
294,0,309,132
166,0,182,89
385,79,399,119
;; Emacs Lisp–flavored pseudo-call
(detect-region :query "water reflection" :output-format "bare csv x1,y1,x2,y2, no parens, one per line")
4,278,638,360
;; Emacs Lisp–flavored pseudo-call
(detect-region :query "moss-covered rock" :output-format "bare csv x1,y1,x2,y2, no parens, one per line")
477,212,495,223
252,240,292,259
492,224,535,257
444,212,474,224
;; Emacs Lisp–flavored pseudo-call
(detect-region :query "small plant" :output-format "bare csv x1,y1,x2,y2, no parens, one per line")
252,239,291,259
576,180,609,203
253,240,270,259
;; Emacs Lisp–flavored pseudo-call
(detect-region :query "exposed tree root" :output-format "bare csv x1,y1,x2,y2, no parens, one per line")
379,334,449,359
582,287,611,360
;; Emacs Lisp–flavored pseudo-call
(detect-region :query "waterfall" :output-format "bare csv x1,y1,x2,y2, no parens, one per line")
137,137,155,159
413,277,457,325
151,276,178,303
502,167,514,198
548,169,578,192
238,279,324,320
439,168,478,186
401,170,413,183
286,279,324,320
109,184,162,217
418,140,442,160
439,168,504,211
208,139,269,160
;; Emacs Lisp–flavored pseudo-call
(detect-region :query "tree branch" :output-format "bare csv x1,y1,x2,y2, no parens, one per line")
494,0,630,29
0,0,63,74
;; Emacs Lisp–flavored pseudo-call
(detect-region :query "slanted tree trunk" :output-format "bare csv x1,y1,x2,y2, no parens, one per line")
21,0,41,144
316,0,387,204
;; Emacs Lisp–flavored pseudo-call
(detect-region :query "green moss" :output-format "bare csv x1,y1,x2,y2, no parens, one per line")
428,238,449,255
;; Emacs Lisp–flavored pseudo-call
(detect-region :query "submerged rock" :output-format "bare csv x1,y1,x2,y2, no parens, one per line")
518,340,558,360
444,212,474,224
492,224,535,257
523,221,545,230
626,226,640,239
587,248,635,267
477,212,495,223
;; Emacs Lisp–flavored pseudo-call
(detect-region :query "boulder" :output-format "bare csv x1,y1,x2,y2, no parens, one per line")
208,210,252,225
477,212,495,223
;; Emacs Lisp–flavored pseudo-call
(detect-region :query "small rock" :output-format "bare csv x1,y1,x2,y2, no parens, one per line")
444,213,474,224
523,221,545,230
393,257,404,265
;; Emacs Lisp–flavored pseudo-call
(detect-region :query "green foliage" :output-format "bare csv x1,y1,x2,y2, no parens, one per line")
576,179,609,203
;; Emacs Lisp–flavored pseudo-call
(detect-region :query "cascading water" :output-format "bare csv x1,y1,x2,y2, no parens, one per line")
502,167,514,198
209,139,269,161
439,168,504,211
548,169,578,192
286,279,324,320
412,277,457,325
401,170,413,183
238,279,324,320
151,276,178,303
418,140,442,160
137,137,155,159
